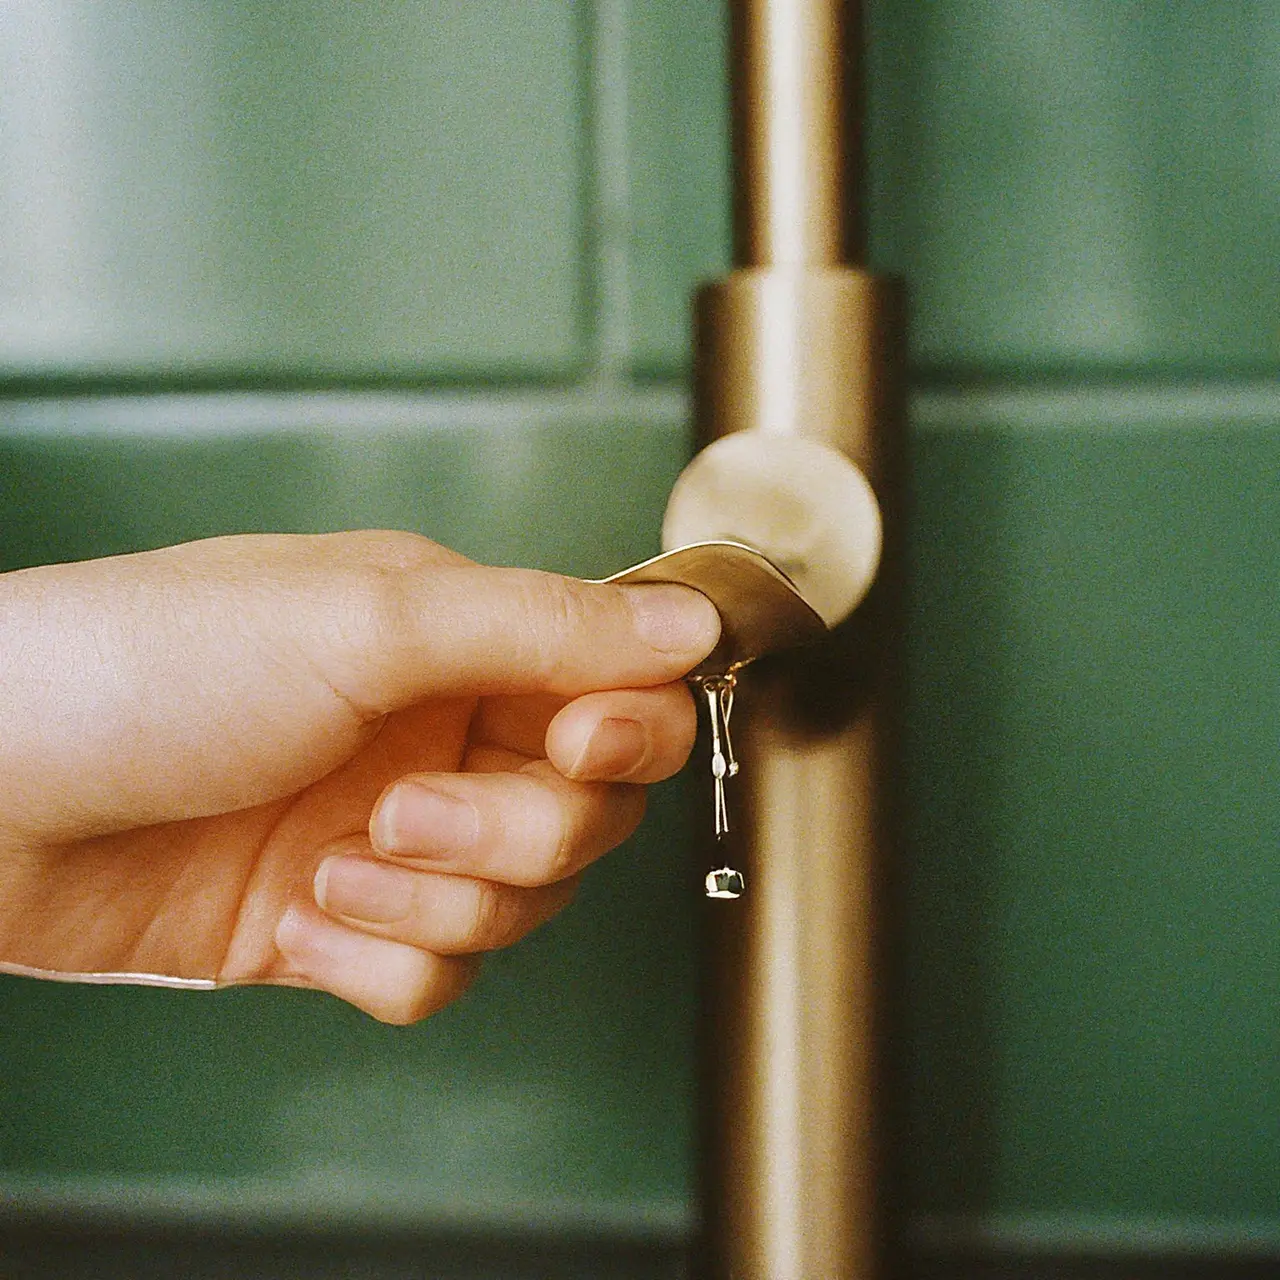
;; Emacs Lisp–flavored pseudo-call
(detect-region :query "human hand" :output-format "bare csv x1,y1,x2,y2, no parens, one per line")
0,531,719,1022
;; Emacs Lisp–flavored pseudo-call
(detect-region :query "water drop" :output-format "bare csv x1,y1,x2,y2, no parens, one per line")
705,866,745,899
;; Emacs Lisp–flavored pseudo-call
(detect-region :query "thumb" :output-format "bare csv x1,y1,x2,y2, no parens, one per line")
353,563,722,708
0,533,720,843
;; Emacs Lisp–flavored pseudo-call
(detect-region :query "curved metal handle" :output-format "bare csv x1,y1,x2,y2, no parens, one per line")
593,539,827,676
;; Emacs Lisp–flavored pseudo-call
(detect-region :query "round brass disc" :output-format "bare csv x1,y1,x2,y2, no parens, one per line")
660,431,881,628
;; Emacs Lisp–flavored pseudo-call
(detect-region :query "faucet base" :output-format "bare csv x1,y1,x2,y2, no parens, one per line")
693,264,905,1280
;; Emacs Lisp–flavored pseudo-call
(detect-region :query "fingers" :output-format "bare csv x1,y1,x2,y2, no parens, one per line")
362,562,721,707
274,742,652,1023
545,684,698,783
273,859,571,1025
275,902,481,1026
370,762,646,887
313,843,581,953
274,800,589,1023
472,682,698,784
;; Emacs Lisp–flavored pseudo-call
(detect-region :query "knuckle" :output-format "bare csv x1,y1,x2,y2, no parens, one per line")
463,880,507,950
347,528,442,573
674,684,700,748
307,567,420,718
378,954,477,1025
516,572,594,687
340,555,428,665
377,995,427,1027
549,778,642,876
660,704,700,778
338,531,451,644
542,572,593,635
372,957,437,1026
511,766,579,883
543,798,579,882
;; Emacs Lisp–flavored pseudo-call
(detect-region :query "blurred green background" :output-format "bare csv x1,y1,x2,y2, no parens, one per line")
1,0,1278,1271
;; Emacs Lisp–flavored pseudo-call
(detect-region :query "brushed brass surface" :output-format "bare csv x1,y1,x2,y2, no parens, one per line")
693,269,898,459
661,433,882,629
701,672,891,1279
693,278,903,1280
731,0,852,267
597,540,826,675
695,2,902,1277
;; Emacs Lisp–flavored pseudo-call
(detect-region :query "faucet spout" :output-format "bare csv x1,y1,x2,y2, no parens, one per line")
731,0,855,268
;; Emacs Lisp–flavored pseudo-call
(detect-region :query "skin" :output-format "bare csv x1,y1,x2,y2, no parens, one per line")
0,529,720,1024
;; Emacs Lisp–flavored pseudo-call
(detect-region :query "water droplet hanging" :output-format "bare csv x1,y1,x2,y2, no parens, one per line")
692,671,745,899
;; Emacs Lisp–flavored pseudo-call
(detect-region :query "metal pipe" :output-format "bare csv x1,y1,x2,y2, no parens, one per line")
693,2,903,1277
731,0,850,266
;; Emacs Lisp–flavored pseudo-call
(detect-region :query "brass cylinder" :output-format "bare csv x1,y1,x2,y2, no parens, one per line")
693,271,895,463
693,3,903,1275
730,0,853,266
694,273,903,1280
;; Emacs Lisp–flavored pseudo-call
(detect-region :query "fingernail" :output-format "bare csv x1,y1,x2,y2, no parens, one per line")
569,716,649,779
623,583,720,655
315,855,411,924
373,783,479,858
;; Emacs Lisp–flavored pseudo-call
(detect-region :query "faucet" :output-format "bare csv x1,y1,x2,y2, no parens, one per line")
672,2,903,1276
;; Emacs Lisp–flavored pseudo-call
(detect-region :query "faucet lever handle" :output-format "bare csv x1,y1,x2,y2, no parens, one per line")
594,539,826,676
661,431,882,632
593,538,824,901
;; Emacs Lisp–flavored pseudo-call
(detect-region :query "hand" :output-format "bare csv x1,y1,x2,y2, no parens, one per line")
0,531,719,1022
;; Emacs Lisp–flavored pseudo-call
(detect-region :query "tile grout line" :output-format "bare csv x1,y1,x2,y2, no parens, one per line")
913,380,1280,430
0,385,691,437
911,1212,1280,1258
585,0,634,390
0,1174,690,1240
7,378,1280,437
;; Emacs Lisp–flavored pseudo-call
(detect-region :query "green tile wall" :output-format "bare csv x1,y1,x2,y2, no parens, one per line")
0,2,586,382
867,0,1280,373
626,0,731,374
906,397,1280,1222
2,0,1280,1260
628,0,1280,376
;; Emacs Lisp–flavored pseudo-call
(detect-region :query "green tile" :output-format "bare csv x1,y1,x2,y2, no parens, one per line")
904,391,1280,1218
627,0,1280,374
867,0,1280,373
10,0,1278,383
626,0,732,375
0,3,586,383
0,406,690,576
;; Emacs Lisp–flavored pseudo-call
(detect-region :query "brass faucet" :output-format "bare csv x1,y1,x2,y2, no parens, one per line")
688,2,903,1276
